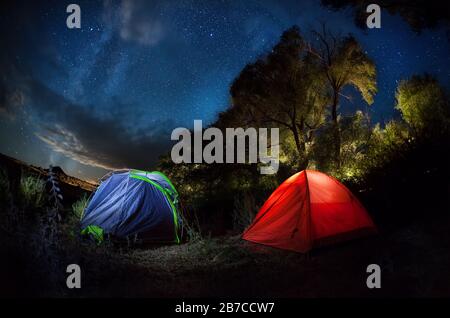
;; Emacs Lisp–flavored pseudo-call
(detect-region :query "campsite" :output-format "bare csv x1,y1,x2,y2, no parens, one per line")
1,0,450,300
1,138,449,298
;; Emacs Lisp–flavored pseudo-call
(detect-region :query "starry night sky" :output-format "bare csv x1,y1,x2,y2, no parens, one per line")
0,0,449,181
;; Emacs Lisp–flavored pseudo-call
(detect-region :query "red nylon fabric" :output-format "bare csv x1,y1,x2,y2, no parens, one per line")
242,170,376,252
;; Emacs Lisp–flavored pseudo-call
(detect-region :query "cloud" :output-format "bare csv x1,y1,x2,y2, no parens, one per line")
0,59,26,120
0,87,24,120
35,125,102,168
116,0,166,46
24,79,174,171
0,1,173,172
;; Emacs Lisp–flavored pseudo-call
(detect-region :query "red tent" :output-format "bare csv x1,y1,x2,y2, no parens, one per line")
242,170,376,252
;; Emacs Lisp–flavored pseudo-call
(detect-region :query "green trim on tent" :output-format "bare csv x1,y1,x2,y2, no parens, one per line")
150,171,178,195
81,225,104,244
129,172,180,243
130,169,178,199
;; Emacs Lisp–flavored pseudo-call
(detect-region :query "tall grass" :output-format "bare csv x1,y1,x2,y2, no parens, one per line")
232,192,257,232
180,207,203,242
20,174,45,208
72,194,88,220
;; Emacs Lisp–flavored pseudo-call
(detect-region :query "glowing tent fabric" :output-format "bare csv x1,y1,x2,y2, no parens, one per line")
81,170,181,243
242,170,376,252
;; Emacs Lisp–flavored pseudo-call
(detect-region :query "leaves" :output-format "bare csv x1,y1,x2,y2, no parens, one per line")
396,74,449,133
229,26,329,169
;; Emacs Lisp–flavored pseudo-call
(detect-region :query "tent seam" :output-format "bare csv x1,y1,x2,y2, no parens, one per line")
129,173,180,243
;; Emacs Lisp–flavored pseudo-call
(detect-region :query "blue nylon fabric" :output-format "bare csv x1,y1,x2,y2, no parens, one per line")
81,171,177,242
132,171,178,202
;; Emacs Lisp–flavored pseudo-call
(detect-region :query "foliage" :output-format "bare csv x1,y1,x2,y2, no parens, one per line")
158,24,448,240
321,0,450,33
158,149,279,236
310,29,377,106
229,26,328,170
312,110,373,178
396,74,449,134
19,173,45,208
311,73,449,185
308,25,377,166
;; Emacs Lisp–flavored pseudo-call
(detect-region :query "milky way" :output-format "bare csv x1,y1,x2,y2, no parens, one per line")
0,0,449,180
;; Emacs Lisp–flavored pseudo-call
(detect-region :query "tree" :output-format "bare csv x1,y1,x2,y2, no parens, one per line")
321,0,450,34
396,74,449,135
308,26,377,166
229,26,327,170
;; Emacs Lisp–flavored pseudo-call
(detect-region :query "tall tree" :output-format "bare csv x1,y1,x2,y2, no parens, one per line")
228,26,327,170
308,26,377,166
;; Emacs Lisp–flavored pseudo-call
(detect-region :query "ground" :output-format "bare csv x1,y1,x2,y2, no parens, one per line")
1,153,449,297
72,212,449,298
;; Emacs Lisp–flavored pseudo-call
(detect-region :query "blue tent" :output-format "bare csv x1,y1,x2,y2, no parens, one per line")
81,170,181,243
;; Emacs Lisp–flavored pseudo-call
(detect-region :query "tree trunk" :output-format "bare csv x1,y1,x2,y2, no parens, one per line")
291,124,309,170
332,90,341,168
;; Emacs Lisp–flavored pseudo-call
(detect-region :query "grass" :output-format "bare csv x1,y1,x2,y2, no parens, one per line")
179,207,203,242
232,192,257,232
72,194,88,220
1,162,450,297
2,187,450,297
19,174,45,208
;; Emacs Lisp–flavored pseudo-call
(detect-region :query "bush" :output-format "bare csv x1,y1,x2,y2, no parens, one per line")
19,174,45,208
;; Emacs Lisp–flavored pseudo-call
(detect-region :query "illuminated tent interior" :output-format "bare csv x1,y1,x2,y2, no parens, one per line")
243,170,376,252
80,170,181,243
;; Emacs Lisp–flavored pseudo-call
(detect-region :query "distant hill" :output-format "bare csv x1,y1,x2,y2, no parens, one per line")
0,152,97,204
48,166,66,175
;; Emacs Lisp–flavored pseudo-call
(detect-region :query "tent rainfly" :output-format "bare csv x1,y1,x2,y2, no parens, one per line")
243,170,376,252
81,170,181,243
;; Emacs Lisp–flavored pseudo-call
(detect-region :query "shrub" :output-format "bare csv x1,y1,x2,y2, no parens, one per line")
47,165,64,211
19,174,45,208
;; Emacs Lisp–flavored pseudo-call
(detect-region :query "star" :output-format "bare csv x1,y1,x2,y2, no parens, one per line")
1,0,449,180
